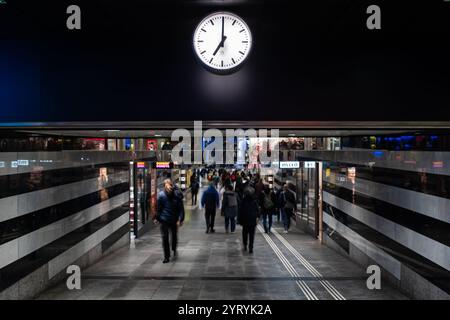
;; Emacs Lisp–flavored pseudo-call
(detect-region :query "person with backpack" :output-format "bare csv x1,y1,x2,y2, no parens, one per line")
238,186,260,254
259,185,276,233
154,179,185,263
221,184,239,233
279,183,297,233
201,181,219,233
190,176,200,205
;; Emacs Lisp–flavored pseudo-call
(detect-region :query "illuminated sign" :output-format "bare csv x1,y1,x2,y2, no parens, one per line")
433,161,444,168
146,139,157,151
18,160,29,166
153,162,173,169
304,161,316,168
279,161,300,169
137,162,146,168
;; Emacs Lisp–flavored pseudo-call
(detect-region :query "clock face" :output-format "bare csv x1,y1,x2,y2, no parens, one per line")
193,12,252,74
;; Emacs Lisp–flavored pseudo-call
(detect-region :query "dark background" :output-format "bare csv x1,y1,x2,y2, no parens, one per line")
0,0,449,122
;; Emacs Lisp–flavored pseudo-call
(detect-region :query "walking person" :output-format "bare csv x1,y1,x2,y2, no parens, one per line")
191,177,200,205
201,181,219,233
259,185,276,233
221,184,239,233
274,186,283,222
238,186,260,254
254,174,265,199
235,173,244,200
279,183,297,233
154,179,184,263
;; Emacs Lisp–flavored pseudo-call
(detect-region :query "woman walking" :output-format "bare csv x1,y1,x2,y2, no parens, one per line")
279,183,297,234
221,184,239,233
238,186,260,254
259,185,276,233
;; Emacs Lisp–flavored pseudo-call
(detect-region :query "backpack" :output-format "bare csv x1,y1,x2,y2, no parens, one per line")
283,192,295,210
226,192,238,207
263,193,274,210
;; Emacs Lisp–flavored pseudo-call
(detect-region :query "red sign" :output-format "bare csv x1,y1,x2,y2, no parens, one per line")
147,139,158,151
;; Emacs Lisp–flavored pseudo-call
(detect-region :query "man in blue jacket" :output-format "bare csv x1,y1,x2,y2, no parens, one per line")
154,179,184,263
201,181,219,233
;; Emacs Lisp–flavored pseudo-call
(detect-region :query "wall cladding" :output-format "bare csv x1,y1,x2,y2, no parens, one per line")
302,150,450,300
0,150,154,299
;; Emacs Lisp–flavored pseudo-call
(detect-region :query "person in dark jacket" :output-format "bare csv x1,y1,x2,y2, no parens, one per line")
201,182,219,233
274,186,283,222
154,179,184,263
279,183,297,233
254,175,265,199
238,186,260,254
235,174,244,199
259,185,276,234
173,183,185,219
221,184,239,233
191,177,200,205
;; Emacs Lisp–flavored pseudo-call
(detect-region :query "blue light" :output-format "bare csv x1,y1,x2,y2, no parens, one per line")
401,136,414,141
373,151,384,158
125,138,132,150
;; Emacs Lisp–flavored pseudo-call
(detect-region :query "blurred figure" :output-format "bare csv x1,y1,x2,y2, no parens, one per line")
221,184,239,233
238,186,260,254
155,179,184,263
162,141,172,150
279,183,297,233
254,174,265,199
259,185,276,233
201,181,219,233
274,186,283,222
191,176,200,205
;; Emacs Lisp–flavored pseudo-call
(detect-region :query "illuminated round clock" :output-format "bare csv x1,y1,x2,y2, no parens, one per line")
193,12,252,74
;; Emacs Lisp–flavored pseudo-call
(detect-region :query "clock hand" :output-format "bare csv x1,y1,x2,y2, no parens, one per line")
213,36,227,56
212,41,222,56
221,16,224,40
213,17,226,56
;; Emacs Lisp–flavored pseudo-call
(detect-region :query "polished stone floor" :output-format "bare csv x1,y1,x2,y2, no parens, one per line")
36,187,408,300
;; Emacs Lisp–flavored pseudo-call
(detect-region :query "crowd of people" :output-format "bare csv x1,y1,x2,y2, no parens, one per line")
154,168,298,263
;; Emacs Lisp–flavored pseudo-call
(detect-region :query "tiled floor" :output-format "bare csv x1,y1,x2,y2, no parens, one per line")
36,187,408,300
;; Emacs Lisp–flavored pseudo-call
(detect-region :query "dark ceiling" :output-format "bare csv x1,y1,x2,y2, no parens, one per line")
1,0,449,124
